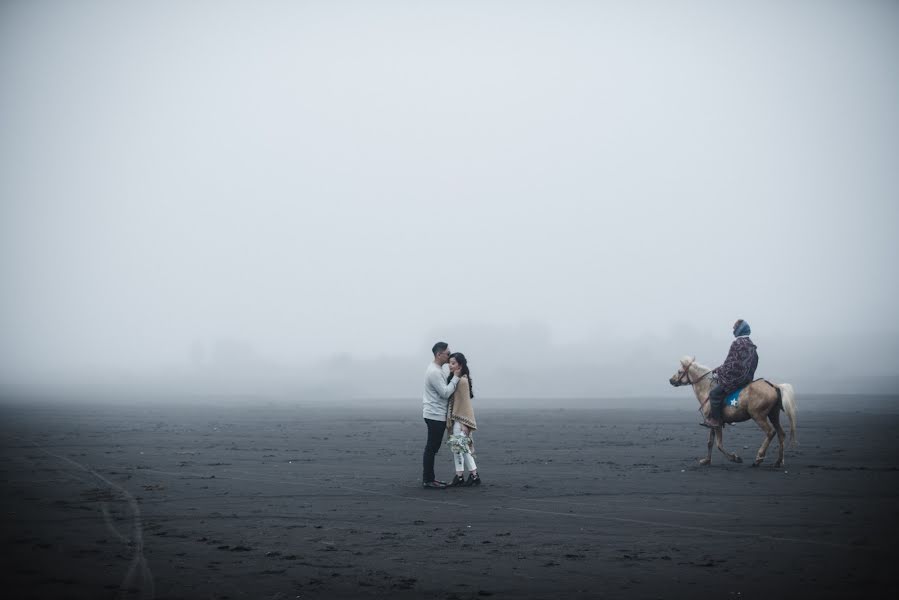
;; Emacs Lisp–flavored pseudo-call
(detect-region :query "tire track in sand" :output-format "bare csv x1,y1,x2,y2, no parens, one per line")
29,441,155,600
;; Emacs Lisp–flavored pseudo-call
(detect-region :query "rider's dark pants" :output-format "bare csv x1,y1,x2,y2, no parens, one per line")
708,384,735,420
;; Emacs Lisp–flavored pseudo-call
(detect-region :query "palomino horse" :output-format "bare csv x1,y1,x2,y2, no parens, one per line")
669,356,797,467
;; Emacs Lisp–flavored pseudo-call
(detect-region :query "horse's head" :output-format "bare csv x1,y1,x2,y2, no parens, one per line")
669,356,696,387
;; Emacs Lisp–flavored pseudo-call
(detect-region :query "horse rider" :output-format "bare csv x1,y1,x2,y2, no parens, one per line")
702,319,759,428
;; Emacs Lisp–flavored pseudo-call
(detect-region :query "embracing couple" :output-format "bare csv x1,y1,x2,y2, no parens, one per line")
421,342,481,489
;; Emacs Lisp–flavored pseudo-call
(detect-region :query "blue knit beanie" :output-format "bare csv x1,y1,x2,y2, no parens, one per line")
734,320,751,337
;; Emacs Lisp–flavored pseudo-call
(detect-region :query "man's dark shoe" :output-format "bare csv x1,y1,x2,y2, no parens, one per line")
449,474,465,487
464,473,481,487
422,480,447,489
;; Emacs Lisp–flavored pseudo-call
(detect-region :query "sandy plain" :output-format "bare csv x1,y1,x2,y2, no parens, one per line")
2,396,897,599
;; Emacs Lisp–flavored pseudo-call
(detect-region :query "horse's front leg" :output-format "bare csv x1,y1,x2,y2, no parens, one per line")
715,427,742,463
699,428,714,465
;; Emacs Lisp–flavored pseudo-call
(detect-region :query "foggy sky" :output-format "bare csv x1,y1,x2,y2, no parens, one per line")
2,1,898,398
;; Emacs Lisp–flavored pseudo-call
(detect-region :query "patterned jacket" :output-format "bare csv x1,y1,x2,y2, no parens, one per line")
715,336,759,389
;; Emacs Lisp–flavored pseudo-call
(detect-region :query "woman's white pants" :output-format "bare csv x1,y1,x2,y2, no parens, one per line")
452,421,477,473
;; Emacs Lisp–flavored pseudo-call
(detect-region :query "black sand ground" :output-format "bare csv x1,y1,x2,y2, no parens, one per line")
2,398,897,599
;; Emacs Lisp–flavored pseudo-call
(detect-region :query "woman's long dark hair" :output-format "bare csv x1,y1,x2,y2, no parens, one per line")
446,352,474,398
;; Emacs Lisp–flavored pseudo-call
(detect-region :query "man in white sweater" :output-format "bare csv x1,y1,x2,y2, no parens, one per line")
422,341,460,489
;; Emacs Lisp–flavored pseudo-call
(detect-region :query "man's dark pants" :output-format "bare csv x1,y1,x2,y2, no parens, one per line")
708,384,738,420
422,418,446,483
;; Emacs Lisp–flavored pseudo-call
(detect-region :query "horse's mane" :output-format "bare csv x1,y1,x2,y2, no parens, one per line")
680,355,711,373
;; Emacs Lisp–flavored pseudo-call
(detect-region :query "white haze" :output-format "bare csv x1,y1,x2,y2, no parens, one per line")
1,1,897,400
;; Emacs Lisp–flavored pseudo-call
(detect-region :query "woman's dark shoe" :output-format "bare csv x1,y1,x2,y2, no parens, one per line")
449,474,465,487
464,473,481,487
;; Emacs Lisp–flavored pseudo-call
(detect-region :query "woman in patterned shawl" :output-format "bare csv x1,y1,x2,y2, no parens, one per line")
445,352,481,487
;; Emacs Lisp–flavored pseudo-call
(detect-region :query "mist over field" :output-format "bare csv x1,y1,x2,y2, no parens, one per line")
2,1,897,403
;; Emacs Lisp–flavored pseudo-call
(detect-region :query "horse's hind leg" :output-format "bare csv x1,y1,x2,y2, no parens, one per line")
699,428,714,465
769,411,786,468
715,427,742,463
752,414,777,467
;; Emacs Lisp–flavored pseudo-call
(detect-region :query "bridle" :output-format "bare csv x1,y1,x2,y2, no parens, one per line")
672,358,712,387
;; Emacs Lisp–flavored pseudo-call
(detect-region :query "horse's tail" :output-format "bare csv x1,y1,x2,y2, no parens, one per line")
779,383,798,446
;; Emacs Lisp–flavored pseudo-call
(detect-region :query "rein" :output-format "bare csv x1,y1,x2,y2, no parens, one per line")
674,360,712,387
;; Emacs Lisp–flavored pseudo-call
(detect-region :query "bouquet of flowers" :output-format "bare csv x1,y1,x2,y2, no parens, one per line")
447,433,472,455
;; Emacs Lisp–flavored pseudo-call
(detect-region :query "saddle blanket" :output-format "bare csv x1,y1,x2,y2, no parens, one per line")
726,387,743,407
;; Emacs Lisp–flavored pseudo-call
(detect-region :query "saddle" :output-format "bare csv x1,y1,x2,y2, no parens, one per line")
724,378,778,408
